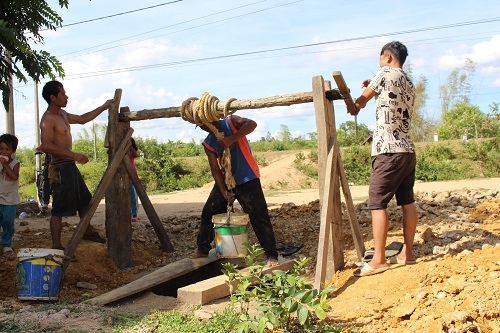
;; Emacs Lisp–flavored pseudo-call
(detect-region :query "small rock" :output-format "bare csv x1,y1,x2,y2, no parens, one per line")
76,282,97,290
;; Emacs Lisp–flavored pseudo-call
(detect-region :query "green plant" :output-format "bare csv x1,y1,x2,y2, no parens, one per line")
254,154,269,167
341,145,371,185
222,244,336,333
0,321,24,333
294,150,319,180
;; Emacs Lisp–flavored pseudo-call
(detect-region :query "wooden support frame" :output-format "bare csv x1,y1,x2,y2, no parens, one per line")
71,73,364,286
312,72,365,290
312,76,344,289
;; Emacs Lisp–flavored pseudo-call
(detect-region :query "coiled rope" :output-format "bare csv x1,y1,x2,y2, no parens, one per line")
180,93,238,191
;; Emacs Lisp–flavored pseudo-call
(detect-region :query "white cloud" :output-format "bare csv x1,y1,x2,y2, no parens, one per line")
438,35,500,70
118,38,201,68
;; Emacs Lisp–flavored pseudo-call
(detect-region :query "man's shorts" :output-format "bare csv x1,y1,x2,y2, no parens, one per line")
368,153,416,210
49,160,92,217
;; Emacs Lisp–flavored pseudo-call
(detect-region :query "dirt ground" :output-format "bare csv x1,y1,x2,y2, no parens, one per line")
1,152,499,332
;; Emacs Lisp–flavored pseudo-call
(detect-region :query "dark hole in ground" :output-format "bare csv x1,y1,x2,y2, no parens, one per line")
151,258,247,298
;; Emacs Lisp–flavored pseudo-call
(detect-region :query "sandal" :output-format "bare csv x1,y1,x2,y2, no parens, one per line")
82,231,106,244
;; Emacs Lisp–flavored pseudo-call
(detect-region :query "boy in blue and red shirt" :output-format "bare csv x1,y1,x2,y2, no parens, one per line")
190,115,279,266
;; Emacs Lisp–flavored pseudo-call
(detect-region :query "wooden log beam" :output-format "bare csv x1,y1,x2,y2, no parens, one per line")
119,89,349,121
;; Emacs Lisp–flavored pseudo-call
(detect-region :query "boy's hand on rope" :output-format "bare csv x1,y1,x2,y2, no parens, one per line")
218,136,233,149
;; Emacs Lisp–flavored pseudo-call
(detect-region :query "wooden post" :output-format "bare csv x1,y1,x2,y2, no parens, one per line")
105,91,133,269
312,76,344,290
62,128,134,272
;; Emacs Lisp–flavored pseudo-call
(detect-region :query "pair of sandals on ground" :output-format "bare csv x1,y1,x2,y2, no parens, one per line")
354,241,416,277
189,241,304,267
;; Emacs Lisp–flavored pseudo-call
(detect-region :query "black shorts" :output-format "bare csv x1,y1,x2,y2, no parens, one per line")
48,160,92,217
368,153,416,210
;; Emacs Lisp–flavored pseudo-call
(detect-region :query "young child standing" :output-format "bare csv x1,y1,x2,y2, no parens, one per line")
0,134,20,260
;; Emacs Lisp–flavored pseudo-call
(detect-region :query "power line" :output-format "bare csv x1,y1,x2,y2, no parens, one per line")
56,0,288,59
41,0,184,31
63,16,500,79
59,0,303,73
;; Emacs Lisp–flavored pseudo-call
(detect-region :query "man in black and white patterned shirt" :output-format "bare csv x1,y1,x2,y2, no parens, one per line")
351,41,418,277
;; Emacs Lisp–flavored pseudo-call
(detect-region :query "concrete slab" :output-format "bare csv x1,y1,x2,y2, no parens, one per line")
177,257,295,305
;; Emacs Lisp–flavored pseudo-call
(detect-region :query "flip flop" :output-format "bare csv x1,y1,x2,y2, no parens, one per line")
363,241,404,262
353,263,389,277
386,256,417,265
276,242,304,256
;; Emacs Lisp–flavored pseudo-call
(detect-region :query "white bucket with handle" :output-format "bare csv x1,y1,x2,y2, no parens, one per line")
213,212,249,258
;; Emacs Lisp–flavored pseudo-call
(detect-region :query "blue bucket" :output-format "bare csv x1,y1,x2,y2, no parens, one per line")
17,248,64,300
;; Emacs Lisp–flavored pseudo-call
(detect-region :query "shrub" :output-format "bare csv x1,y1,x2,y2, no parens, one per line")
222,244,336,333
341,145,371,185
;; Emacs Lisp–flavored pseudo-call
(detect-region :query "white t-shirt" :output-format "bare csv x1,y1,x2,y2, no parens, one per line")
368,66,415,156
0,159,20,205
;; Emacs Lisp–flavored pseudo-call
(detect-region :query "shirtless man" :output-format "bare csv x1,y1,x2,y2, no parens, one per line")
39,80,114,250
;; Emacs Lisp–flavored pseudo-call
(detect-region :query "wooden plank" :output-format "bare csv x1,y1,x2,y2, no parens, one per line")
312,76,328,202
62,127,134,272
324,80,344,277
337,156,365,261
313,145,335,290
123,156,175,252
332,71,357,116
88,253,221,306
331,72,365,260
118,89,346,122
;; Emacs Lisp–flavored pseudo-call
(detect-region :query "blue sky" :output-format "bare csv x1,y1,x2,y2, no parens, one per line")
4,0,500,148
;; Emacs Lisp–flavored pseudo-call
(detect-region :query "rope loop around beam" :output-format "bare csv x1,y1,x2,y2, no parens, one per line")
180,93,238,190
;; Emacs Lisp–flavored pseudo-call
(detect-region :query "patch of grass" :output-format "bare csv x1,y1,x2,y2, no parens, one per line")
113,308,239,333
253,153,269,167
0,320,24,333
300,180,313,189
294,150,319,180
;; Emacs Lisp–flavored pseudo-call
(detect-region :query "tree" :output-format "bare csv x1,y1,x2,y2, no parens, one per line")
404,62,434,142
411,75,436,142
276,124,292,142
436,102,485,140
336,121,371,147
439,58,476,117
0,0,67,110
